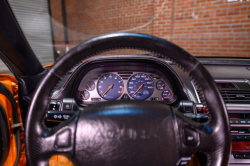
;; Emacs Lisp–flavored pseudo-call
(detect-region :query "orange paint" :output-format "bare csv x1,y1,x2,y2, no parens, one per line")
43,63,54,68
49,155,73,166
0,75,26,166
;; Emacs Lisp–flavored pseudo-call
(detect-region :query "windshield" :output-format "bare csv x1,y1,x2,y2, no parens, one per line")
5,0,250,68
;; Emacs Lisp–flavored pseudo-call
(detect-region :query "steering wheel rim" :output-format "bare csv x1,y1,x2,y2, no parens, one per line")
25,33,231,166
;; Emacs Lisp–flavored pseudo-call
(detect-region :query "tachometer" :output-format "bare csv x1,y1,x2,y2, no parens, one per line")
127,73,154,100
97,73,124,100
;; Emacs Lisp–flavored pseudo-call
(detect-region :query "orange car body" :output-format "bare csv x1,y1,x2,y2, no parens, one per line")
0,68,73,166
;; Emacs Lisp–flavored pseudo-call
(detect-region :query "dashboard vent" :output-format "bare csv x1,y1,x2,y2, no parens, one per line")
220,90,250,104
193,82,250,104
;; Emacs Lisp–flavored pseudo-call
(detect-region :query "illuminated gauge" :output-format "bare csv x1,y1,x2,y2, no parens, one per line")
80,90,90,100
156,80,165,90
127,73,154,100
162,90,172,100
97,73,124,100
86,81,95,91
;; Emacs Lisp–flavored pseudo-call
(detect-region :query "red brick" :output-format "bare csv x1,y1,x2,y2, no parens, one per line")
234,15,247,19
232,25,243,28
49,0,250,58
228,11,240,15
211,52,223,56
216,13,227,17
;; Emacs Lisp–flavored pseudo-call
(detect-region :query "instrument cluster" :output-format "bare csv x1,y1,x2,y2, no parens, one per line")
76,70,177,105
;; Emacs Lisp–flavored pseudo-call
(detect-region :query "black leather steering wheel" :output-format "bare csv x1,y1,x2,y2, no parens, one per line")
25,33,231,166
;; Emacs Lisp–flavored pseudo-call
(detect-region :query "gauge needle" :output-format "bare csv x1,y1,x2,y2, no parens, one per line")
87,84,91,90
102,84,113,97
165,93,171,99
159,84,165,89
132,84,144,96
81,93,86,100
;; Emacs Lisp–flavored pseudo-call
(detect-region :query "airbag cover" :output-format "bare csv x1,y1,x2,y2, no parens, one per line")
73,101,179,166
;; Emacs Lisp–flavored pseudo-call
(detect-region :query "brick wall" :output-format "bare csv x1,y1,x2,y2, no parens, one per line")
172,0,250,57
50,0,65,57
50,0,250,57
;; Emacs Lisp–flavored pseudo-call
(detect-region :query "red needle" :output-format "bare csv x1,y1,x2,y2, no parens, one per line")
102,84,113,97
165,93,171,99
87,84,91,90
81,93,86,100
158,84,165,89
132,84,144,96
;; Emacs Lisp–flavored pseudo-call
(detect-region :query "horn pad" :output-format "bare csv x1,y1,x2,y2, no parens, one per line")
73,101,180,166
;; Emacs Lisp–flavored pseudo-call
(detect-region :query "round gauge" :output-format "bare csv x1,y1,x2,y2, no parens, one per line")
162,90,172,100
156,80,165,90
80,90,90,100
127,73,154,100
86,81,95,91
97,73,124,100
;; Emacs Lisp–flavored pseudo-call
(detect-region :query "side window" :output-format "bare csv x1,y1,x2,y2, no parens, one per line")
7,0,55,66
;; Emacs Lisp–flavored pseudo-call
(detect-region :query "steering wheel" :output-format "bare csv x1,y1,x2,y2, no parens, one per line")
25,33,231,166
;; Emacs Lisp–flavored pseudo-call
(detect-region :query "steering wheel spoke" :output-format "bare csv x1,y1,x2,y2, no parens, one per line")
173,107,228,164
26,111,78,165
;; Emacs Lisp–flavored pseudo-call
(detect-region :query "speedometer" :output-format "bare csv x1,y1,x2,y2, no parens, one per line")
127,73,154,100
97,73,124,100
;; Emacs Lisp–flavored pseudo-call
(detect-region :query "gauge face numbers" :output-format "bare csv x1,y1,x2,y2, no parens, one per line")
128,73,154,100
97,74,124,100
162,90,172,100
156,80,165,90
80,90,90,100
86,81,95,91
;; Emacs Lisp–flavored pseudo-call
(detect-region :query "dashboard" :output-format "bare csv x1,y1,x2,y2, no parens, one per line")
42,55,250,165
